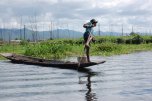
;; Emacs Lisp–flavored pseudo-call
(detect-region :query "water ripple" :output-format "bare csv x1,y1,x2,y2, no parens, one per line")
0,51,152,101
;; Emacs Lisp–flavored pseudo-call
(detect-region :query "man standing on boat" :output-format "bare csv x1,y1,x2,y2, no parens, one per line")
83,19,98,62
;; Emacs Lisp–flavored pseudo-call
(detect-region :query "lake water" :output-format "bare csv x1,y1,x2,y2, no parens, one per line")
0,51,152,101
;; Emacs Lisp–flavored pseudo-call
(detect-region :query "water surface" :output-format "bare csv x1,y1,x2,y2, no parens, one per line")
0,51,152,101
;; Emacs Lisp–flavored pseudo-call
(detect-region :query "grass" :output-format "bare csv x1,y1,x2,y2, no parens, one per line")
1,34,152,60
24,42,72,59
0,44,26,59
91,43,152,56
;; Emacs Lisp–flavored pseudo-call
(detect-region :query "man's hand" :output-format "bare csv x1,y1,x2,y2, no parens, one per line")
83,24,87,28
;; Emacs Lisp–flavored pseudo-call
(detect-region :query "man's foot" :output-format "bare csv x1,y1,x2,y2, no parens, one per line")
87,60,91,63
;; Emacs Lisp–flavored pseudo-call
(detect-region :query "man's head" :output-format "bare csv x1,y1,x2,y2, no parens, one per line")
90,19,98,26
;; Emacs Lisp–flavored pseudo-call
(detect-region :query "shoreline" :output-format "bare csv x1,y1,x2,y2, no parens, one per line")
1,35,152,60
0,49,152,61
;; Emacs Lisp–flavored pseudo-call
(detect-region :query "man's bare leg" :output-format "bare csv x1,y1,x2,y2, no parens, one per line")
85,35,93,47
84,44,91,62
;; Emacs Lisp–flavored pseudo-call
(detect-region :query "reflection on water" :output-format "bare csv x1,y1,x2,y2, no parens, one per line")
79,71,98,101
85,74,96,101
0,51,152,101
85,73,97,101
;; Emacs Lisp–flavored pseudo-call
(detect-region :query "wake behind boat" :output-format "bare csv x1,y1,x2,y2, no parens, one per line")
0,53,105,70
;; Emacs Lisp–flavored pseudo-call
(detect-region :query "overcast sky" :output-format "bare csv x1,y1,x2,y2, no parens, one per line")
0,0,152,30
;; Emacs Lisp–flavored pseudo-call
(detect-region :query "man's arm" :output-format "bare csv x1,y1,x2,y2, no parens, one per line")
83,22,93,28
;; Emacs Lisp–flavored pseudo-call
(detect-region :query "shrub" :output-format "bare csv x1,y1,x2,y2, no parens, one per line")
96,43,122,52
132,34,143,44
20,40,29,46
96,38,106,43
125,39,132,44
116,38,125,44
24,42,72,59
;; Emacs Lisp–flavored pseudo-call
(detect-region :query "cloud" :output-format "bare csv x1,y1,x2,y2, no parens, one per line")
0,0,152,28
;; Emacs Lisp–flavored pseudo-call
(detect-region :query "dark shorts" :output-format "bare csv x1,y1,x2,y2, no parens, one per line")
83,32,90,43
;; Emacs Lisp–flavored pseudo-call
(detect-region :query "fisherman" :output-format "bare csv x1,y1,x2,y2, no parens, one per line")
83,19,98,62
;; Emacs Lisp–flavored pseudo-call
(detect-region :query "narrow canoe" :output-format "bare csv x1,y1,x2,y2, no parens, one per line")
0,53,105,70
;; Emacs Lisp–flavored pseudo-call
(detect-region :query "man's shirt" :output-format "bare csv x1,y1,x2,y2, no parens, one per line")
84,22,94,34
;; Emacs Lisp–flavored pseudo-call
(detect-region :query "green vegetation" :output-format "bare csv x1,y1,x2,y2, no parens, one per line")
24,42,72,59
92,43,152,56
1,34,152,60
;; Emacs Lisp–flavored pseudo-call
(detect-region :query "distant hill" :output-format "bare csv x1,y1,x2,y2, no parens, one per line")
95,31,124,36
0,28,84,41
0,28,122,41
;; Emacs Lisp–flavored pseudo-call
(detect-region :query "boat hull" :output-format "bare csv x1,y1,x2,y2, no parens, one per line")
0,53,105,70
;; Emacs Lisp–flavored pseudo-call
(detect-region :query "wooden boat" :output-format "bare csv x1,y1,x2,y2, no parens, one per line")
0,53,105,70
